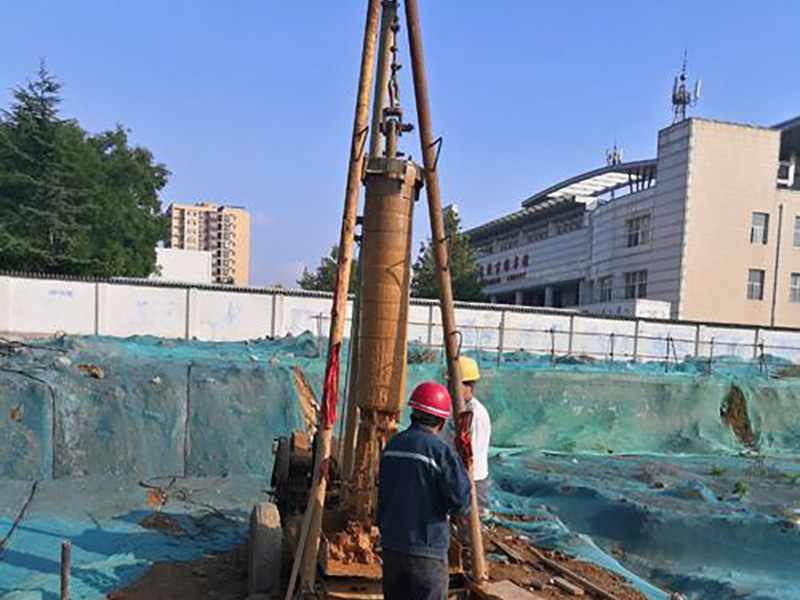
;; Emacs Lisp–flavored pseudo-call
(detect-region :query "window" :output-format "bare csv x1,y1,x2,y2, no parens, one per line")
747,269,765,300
624,271,647,299
555,216,582,235
503,259,510,272
626,214,651,248
525,226,548,243
522,255,529,267
599,276,613,302
513,256,519,269
486,264,492,275
794,217,800,247
750,212,769,245
791,274,800,303
497,235,519,251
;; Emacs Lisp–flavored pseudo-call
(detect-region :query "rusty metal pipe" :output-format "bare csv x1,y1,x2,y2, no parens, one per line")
346,156,421,520
341,252,363,481
402,0,488,583
368,0,398,159
287,1,382,596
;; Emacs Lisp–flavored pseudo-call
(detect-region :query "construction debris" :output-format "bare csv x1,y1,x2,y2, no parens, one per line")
326,522,381,566
76,363,104,379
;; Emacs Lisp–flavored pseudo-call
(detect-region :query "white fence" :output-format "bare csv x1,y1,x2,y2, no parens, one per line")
2,273,800,363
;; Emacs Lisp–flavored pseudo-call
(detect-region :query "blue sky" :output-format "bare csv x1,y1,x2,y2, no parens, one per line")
2,1,798,286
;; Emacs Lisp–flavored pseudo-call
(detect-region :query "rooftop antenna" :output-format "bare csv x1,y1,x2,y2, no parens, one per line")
606,137,623,200
606,138,623,166
672,50,701,123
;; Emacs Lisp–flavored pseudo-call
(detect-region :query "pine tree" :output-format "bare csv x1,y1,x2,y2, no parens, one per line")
0,66,169,276
298,245,359,293
411,207,484,302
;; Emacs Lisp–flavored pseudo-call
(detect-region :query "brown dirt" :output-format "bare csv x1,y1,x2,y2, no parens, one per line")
111,525,652,600
139,512,185,536
108,546,252,600
484,525,651,600
327,521,382,565
720,384,758,450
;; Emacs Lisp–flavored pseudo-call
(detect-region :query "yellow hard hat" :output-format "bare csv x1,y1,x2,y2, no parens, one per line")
458,356,480,382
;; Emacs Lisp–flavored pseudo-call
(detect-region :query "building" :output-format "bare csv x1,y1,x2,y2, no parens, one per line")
150,247,213,285
165,202,251,286
466,115,800,327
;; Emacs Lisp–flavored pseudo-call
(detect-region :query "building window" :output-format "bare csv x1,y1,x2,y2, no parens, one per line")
624,271,647,299
522,254,529,267
525,226,548,243
495,262,501,274
497,235,519,251
599,276,613,302
555,216,582,235
791,274,800,303
750,212,769,245
514,256,519,269
487,264,492,275
794,217,800,247
626,214,651,248
503,259,510,272
747,269,765,300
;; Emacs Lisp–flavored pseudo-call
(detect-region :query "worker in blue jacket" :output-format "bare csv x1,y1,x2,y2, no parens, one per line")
377,381,471,600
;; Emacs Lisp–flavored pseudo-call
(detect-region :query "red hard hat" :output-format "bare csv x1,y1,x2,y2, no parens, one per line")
408,381,452,419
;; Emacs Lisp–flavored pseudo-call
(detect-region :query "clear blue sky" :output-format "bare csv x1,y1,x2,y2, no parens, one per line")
2,1,798,287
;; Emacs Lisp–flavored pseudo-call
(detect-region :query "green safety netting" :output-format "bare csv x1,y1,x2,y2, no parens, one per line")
2,334,800,600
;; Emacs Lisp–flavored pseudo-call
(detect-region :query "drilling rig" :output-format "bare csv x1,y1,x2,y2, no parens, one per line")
266,1,488,598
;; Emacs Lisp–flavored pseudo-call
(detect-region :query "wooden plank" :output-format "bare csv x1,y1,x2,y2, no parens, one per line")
552,576,585,596
492,538,525,564
482,580,546,600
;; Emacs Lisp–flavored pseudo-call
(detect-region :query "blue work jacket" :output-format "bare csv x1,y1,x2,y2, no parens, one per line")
377,423,471,560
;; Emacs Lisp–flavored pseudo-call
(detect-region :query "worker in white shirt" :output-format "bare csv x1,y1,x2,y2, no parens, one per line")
455,356,492,515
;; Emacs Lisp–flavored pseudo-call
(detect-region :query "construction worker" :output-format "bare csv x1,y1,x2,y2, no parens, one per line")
455,356,492,514
377,381,470,600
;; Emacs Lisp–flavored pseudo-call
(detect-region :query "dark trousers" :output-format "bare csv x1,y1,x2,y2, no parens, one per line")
382,549,448,600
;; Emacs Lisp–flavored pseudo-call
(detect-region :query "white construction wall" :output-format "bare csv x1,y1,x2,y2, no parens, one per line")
2,274,800,362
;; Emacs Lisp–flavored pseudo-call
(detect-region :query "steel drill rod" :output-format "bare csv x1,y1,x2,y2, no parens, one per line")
341,246,363,480
286,0,383,596
402,0,488,583
368,0,398,159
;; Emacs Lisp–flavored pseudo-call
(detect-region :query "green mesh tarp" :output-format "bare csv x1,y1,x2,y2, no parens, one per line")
3,335,800,600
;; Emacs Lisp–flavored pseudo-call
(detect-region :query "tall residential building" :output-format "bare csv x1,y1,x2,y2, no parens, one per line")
165,202,251,286
466,114,800,327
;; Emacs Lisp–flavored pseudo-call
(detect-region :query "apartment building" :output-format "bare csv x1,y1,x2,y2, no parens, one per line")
466,114,800,327
165,202,251,286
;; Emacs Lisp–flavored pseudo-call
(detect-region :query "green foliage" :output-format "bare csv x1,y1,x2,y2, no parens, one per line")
411,207,484,302
300,208,484,302
298,245,359,293
0,66,169,277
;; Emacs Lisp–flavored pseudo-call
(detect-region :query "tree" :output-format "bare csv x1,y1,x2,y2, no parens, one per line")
298,245,359,293
0,66,169,277
411,207,484,302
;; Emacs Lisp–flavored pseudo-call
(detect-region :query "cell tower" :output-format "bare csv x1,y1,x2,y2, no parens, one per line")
672,51,701,123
